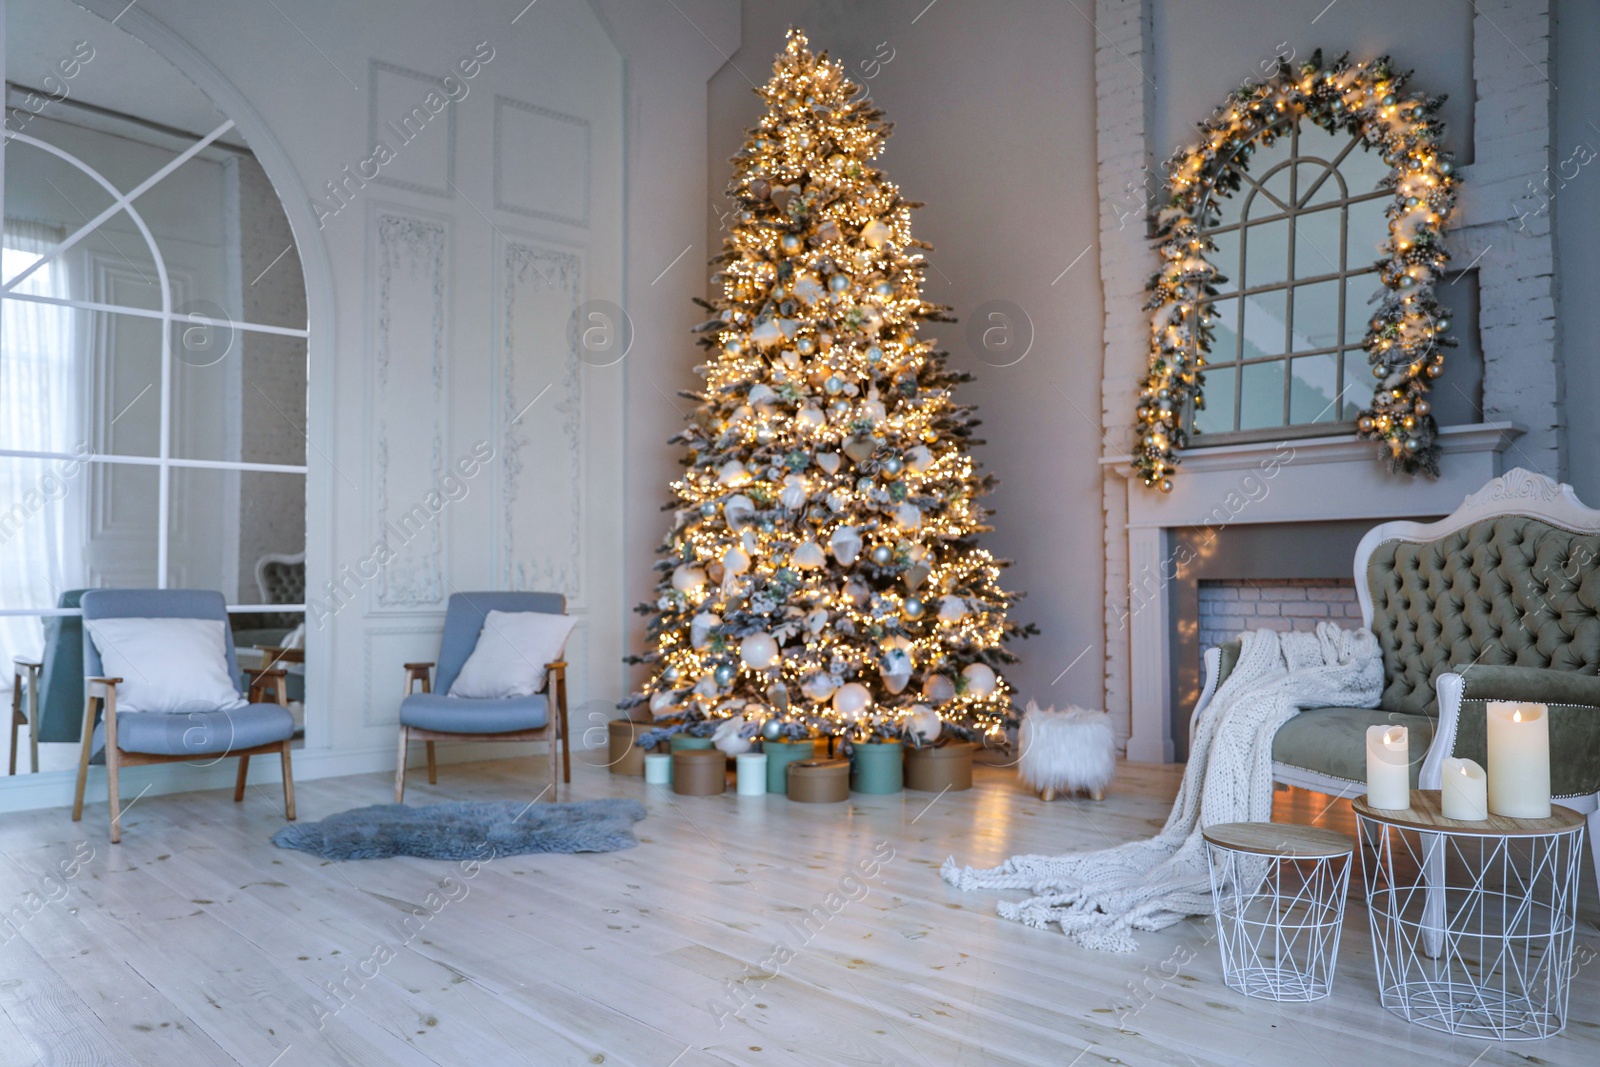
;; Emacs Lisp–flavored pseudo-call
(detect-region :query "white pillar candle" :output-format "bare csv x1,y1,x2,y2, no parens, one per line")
1440,757,1488,821
1365,724,1411,810
736,752,768,795
644,753,672,785
1486,701,1551,818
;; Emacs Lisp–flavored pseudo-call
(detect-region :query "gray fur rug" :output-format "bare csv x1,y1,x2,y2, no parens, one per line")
271,798,646,861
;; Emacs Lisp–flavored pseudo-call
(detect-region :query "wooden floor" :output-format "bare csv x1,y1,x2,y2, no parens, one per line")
0,753,1595,1067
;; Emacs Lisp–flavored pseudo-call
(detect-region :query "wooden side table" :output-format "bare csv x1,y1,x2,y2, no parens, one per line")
1202,822,1356,1001
1354,791,1587,1040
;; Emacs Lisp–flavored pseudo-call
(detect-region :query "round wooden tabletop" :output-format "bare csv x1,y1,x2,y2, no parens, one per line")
1202,821,1355,858
1352,790,1585,836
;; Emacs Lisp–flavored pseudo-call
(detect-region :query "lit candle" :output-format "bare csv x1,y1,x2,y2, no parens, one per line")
1486,701,1551,818
1440,757,1488,821
1365,724,1411,810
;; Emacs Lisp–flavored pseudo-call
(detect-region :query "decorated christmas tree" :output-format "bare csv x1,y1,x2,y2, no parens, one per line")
624,29,1030,749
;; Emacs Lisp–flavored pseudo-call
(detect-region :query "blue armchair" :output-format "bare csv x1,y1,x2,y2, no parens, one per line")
396,592,570,802
71,589,297,842
9,589,90,774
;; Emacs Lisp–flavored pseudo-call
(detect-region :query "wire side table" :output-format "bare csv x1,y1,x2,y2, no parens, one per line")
1203,822,1356,1002
1354,792,1587,1041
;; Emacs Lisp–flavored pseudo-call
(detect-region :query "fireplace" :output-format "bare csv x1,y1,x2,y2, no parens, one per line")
1105,423,1523,764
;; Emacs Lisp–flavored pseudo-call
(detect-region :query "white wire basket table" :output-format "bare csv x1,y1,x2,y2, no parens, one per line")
1354,791,1587,1040
1202,822,1356,1001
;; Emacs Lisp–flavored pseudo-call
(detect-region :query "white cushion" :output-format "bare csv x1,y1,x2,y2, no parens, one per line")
83,617,247,714
448,610,577,699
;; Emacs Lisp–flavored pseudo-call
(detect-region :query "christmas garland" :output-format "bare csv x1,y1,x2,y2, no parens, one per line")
1133,50,1458,491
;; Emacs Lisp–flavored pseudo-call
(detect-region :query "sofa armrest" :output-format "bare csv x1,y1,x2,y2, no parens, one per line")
1427,665,1600,799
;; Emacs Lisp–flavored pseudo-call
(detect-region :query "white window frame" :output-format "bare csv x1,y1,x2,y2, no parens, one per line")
1,121,309,619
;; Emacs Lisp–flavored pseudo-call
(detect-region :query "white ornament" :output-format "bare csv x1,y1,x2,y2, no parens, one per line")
718,460,751,486
844,577,871,606
816,452,842,475
805,608,829,633
962,663,998,698
895,502,921,531
833,682,872,721
802,673,839,704
880,647,912,694
724,494,756,531
691,612,721,648
861,219,891,248
792,541,826,569
906,445,934,473
907,704,941,743
713,716,754,756
671,565,707,596
740,632,779,669
938,595,967,623
922,673,956,704
797,407,826,430
750,318,783,348
792,275,825,305
780,476,808,510
830,525,862,565
860,398,886,424
649,691,678,718
722,545,751,575
747,383,777,409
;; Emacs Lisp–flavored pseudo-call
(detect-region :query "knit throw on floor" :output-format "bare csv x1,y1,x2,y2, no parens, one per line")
942,623,1382,952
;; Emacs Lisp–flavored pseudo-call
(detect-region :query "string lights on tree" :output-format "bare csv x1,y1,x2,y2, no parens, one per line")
1132,50,1459,491
624,29,1032,750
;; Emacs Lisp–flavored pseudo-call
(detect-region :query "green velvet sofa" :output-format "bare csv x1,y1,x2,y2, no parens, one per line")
1196,468,1600,881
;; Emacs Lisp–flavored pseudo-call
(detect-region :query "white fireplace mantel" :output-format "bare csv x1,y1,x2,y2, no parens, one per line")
1102,422,1524,762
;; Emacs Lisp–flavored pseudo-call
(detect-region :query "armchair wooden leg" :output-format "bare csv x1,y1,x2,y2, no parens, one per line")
547,724,560,801
395,727,408,803
8,704,18,776
106,746,122,845
234,755,250,802
26,675,39,775
72,695,97,823
426,741,437,785
280,741,296,821
558,677,570,785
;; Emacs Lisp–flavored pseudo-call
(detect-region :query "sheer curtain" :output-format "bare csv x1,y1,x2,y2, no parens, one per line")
1,219,83,671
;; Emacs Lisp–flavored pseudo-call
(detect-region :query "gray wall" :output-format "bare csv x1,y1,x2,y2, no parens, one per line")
707,1,1106,710
1556,0,1600,505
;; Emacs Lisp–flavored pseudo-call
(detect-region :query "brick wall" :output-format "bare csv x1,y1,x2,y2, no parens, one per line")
1197,579,1364,653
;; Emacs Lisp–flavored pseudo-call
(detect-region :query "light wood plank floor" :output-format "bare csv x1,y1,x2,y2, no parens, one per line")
0,752,1595,1066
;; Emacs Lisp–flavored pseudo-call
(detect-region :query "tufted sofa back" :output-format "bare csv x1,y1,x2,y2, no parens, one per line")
1366,517,1600,716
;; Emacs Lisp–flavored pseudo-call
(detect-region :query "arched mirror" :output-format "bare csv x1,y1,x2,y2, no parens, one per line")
2,0,308,777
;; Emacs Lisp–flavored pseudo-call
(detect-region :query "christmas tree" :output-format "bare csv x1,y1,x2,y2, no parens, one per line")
625,29,1030,749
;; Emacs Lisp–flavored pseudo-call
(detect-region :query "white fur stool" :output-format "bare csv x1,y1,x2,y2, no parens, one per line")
1017,702,1116,801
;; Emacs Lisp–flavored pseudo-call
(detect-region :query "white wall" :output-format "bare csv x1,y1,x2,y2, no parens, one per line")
702,0,1106,711
1555,0,1600,506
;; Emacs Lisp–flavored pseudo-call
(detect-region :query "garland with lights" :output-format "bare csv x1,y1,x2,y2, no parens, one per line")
1132,50,1458,491
622,29,1033,751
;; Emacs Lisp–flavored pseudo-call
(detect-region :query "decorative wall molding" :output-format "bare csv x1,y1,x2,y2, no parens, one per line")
371,209,448,608
496,234,584,600
363,618,446,725
493,96,590,227
367,60,457,198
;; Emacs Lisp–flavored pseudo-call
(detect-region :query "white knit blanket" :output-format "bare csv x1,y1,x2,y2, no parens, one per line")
941,622,1383,952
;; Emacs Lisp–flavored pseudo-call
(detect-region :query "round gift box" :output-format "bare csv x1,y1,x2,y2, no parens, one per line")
670,734,714,752
787,758,851,803
904,740,976,792
735,752,769,795
850,740,904,794
643,752,672,785
672,748,727,796
607,719,649,776
764,738,817,794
